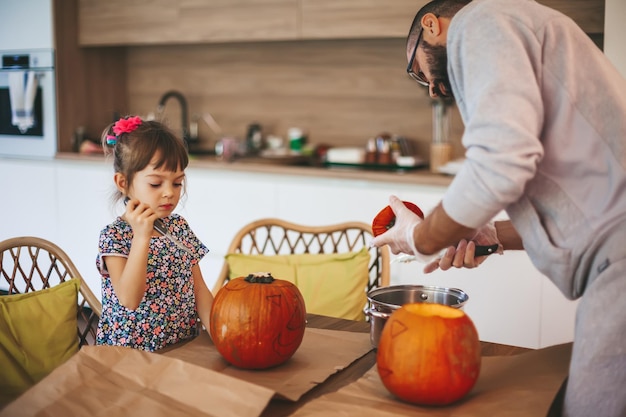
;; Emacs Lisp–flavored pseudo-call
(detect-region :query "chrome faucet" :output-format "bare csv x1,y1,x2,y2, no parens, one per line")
157,90,193,146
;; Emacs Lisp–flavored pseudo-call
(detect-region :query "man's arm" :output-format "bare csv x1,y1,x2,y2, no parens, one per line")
494,220,524,250
412,203,475,254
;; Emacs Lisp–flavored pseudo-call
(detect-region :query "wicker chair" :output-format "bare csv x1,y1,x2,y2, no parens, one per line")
213,218,390,297
0,236,102,347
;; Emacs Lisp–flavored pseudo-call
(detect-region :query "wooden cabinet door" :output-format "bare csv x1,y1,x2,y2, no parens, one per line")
79,0,299,46
80,0,603,45
301,0,428,40
300,0,603,40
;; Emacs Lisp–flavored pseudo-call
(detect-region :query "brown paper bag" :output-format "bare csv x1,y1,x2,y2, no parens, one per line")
0,345,275,417
0,327,373,417
162,327,373,401
292,343,572,416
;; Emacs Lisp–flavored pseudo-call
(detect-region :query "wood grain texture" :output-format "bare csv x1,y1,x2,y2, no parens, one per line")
301,0,428,39
54,0,128,151
64,0,603,156
78,0,299,46
302,0,604,39
78,0,604,46
126,39,465,159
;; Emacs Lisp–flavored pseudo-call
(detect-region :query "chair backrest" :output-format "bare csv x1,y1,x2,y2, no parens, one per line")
0,236,102,347
213,218,390,296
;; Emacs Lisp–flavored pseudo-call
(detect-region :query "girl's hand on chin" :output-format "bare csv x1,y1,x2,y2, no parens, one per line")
124,198,157,238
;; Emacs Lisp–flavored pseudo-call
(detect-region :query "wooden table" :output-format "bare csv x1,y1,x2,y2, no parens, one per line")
262,313,531,417
2,313,552,417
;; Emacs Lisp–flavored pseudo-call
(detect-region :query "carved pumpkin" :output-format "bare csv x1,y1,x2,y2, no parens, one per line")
372,201,424,237
210,272,307,369
376,303,481,405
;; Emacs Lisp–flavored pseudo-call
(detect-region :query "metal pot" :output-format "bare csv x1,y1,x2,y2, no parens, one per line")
366,285,469,348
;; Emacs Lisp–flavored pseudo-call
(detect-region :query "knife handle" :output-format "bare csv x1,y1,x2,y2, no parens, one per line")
124,198,168,237
474,244,500,257
153,219,167,236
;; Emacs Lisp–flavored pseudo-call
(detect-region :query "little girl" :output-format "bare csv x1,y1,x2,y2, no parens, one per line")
96,115,213,352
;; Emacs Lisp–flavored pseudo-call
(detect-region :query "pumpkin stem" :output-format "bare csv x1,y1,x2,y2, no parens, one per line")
245,272,275,283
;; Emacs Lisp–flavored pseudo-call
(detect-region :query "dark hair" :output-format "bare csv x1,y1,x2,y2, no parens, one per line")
422,40,453,97
407,0,472,46
101,117,189,202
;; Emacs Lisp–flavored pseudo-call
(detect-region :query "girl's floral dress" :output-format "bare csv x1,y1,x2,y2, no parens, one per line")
96,214,208,352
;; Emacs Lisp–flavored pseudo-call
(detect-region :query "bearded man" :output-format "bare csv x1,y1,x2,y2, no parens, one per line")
371,1,626,416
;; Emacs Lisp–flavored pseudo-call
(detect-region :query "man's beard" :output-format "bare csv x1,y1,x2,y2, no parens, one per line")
422,40,453,98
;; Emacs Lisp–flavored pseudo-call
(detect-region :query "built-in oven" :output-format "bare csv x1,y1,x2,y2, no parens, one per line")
0,49,56,159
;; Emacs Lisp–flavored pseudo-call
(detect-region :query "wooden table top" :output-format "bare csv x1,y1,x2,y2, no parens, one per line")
262,313,532,417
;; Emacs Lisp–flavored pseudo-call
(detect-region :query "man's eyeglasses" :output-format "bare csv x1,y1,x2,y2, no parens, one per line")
406,27,429,87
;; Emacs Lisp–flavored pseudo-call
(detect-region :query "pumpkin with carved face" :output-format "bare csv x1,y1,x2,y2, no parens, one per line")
210,272,306,369
376,303,481,405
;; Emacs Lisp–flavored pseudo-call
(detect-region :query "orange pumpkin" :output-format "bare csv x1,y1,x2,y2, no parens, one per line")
376,303,481,405
372,201,424,237
210,272,307,369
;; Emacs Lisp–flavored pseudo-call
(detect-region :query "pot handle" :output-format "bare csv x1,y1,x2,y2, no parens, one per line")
365,308,392,320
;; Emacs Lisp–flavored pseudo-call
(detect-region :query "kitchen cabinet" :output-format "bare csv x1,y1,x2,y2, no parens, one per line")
302,0,603,40
54,0,128,153
78,0,604,46
78,0,299,46
300,0,424,39
1,156,579,349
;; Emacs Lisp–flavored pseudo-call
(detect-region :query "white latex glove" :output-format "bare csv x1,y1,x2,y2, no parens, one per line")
370,195,437,263
423,221,503,273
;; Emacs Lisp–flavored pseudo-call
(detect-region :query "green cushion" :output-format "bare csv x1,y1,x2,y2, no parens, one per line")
0,278,80,406
225,248,370,321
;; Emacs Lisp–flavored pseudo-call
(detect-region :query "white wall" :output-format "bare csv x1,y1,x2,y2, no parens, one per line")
604,0,626,78
0,0,53,50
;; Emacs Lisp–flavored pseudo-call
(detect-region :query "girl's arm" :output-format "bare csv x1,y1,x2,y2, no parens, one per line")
103,235,151,310
192,264,214,334
104,199,158,310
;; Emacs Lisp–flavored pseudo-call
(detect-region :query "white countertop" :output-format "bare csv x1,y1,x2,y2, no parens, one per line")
55,152,454,187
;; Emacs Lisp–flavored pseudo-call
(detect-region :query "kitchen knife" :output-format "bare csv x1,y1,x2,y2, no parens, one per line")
123,197,194,256
152,218,194,256
391,243,500,264
474,243,500,257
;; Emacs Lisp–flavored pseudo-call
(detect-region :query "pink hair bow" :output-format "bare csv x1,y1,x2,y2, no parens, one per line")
112,116,142,136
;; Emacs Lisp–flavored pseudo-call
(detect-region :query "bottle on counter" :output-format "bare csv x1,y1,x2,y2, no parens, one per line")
365,138,377,164
288,127,306,153
390,137,402,164
430,98,453,173
72,126,85,152
246,123,263,155
376,133,392,165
